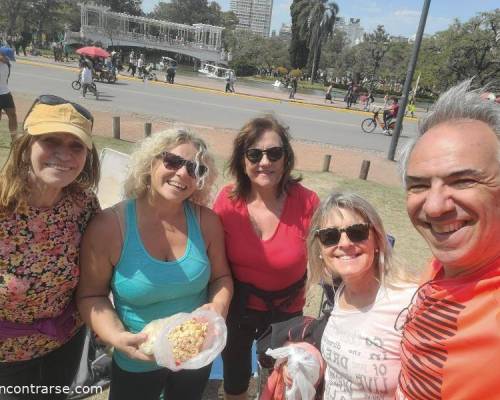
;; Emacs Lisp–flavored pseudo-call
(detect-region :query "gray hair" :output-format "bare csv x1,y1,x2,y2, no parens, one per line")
124,129,217,206
399,79,500,187
306,191,414,291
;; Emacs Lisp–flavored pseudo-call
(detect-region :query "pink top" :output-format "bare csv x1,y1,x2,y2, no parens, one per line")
213,183,319,312
0,190,100,362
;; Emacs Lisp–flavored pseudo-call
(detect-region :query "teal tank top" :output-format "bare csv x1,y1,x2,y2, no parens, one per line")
111,200,210,372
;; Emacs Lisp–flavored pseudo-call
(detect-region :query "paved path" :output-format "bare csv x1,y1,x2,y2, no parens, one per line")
12,55,418,155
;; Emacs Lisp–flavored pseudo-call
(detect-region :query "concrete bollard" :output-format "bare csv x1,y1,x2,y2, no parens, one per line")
322,154,332,172
144,122,152,137
112,116,120,139
359,160,371,180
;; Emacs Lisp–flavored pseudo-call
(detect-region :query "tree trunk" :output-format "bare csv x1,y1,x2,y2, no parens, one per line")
311,42,321,82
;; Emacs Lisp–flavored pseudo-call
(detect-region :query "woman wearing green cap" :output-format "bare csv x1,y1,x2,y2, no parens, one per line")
0,95,100,399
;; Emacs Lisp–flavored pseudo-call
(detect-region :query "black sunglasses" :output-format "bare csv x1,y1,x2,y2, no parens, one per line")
25,94,94,128
315,223,370,246
161,151,208,179
245,146,284,164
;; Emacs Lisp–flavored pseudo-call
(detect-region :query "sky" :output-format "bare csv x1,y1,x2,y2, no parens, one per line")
141,0,498,37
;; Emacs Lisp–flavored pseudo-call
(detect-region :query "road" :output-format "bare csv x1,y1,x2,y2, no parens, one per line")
11,60,417,155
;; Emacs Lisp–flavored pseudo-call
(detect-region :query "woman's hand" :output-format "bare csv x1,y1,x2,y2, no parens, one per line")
282,363,293,388
113,331,155,362
197,301,226,317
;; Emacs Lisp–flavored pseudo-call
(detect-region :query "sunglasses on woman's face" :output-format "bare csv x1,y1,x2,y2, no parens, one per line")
315,223,370,246
245,146,284,164
161,151,208,179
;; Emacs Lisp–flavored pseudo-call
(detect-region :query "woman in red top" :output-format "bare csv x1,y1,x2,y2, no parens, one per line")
213,115,319,399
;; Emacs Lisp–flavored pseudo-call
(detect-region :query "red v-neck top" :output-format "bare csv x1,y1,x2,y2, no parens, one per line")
213,183,319,312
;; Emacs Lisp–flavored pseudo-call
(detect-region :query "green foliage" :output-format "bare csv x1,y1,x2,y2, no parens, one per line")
416,10,499,93
276,66,288,75
149,0,232,27
289,0,309,68
291,0,339,80
90,0,143,16
226,31,290,75
290,68,302,77
0,0,82,41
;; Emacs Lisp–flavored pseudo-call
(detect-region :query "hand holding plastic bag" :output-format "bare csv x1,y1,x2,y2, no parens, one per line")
153,309,227,371
139,316,174,355
265,342,324,400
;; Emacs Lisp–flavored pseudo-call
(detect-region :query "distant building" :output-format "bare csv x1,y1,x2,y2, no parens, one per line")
278,23,292,40
389,35,409,43
230,0,273,37
335,17,364,47
408,33,431,43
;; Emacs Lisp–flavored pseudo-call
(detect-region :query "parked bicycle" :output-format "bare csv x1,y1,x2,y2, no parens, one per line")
361,108,396,135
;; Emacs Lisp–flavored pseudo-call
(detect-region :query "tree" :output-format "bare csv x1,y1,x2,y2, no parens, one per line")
89,0,142,16
416,9,499,93
289,0,309,69
0,0,29,34
293,0,339,81
151,0,213,25
319,28,347,71
363,25,389,90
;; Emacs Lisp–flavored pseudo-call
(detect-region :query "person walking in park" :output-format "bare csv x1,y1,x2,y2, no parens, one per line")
345,82,354,108
81,62,98,100
289,76,298,99
0,95,100,399
137,54,145,80
225,73,233,93
324,83,334,104
77,129,233,400
127,50,135,74
166,62,176,84
0,47,17,135
213,115,319,400
396,79,500,400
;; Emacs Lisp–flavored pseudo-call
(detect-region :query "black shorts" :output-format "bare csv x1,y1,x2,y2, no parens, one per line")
0,92,15,110
108,359,212,400
222,308,302,395
0,327,86,400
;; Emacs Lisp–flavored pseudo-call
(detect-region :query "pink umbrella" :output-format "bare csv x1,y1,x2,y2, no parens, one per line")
76,46,110,58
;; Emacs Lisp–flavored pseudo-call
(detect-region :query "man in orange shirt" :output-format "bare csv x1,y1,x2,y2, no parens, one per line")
397,79,500,400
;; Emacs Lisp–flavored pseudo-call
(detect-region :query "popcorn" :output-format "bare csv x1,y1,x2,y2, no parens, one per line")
167,318,208,365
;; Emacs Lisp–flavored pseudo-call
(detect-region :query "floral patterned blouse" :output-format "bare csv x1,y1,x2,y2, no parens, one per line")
0,190,100,362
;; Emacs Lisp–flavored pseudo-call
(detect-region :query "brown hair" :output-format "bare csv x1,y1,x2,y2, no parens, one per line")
227,115,301,199
0,133,100,213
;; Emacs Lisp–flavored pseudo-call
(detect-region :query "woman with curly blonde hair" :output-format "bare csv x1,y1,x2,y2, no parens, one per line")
77,129,233,400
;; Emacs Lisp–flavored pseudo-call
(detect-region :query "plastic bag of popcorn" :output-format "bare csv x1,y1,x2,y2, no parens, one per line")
153,309,227,371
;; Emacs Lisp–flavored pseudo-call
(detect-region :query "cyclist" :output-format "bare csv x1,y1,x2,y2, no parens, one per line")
383,97,399,134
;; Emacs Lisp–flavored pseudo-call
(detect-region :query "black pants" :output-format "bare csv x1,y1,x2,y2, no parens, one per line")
383,110,392,128
222,308,302,395
108,359,212,400
0,327,86,400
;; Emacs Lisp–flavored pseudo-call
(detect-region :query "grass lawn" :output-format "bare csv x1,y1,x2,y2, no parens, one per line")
0,122,431,399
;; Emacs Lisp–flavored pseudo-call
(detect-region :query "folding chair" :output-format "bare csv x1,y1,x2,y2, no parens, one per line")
96,148,130,208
